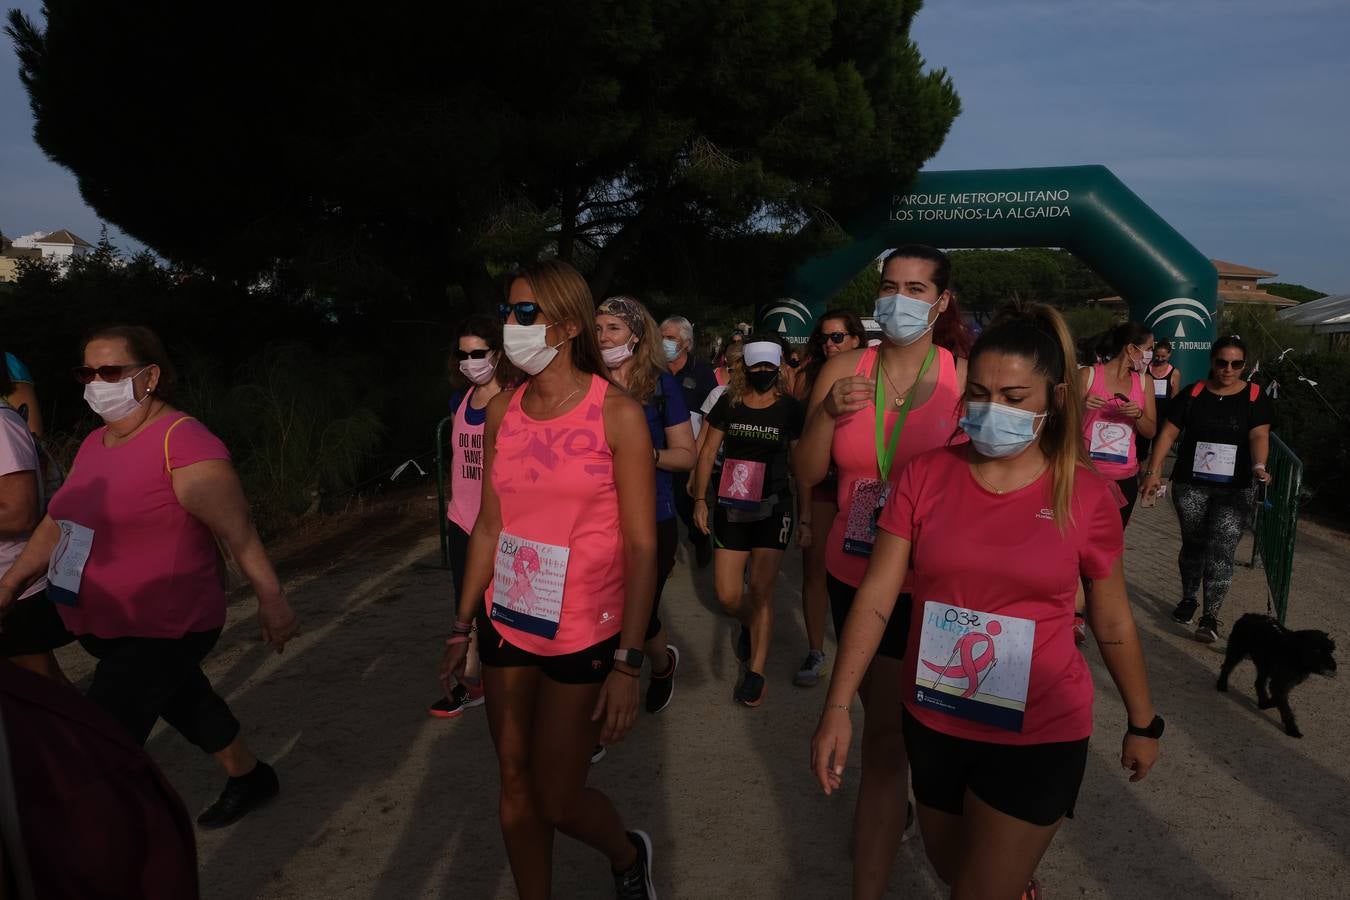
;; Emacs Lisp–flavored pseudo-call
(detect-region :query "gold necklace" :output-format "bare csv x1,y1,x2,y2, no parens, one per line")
973,461,1048,495
878,353,925,409
551,378,586,410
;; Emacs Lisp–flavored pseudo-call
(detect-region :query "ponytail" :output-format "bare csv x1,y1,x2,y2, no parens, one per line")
1087,320,1151,363
969,303,1085,529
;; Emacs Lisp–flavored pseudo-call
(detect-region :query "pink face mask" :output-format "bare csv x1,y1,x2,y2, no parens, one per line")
459,355,497,385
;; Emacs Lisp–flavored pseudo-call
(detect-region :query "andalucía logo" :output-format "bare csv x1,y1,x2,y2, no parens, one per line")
756,297,813,344
1145,297,1213,342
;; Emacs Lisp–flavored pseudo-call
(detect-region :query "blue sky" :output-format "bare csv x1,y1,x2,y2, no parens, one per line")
3,1,1348,293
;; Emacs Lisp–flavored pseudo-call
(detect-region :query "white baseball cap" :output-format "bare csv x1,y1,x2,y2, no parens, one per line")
743,341,782,368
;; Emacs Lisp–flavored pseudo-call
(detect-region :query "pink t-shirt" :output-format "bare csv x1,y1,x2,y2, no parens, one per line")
446,387,487,534
878,445,1124,745
825,346,962,588
485,375,625,655
1082,363,1145,479
0,407,46,600
47,414,231,639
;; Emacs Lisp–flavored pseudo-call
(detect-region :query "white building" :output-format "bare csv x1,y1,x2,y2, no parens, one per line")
10,229,94,269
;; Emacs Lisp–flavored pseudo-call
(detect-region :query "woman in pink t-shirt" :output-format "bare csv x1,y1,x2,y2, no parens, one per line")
812,305,1161,900
437,260,659,899
0,325,299,831
427,312,512,720
1079,321,1157,527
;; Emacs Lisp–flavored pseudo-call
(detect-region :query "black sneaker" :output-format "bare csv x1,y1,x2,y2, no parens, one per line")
733,670,766,707
1172,599,1199,625
613,829,656,899
1195,614,1221,644
197,762,279,829
734,626,751,664
427,682,485,719
645,645,679,714
591,744,607,765
793,650,826,687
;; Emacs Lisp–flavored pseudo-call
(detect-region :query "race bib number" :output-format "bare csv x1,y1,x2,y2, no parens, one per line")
1089,420,1132,465
47,520,94,607
1192,441,1237,483
843,478,891,557
490,532,569,639
717,458,766,510
1153,378,1169,399
913,601,1036,733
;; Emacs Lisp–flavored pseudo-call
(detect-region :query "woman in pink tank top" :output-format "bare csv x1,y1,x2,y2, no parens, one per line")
794,245,970,900
437,260,659,899
1079,321,1157,528
427,313,512,720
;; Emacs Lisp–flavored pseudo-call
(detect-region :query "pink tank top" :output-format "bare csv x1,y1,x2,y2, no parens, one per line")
825,346,961,588
446,387,487,533
1082,363,1144,479
485,374,624,655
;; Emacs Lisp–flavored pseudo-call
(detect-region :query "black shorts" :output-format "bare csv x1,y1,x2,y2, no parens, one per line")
902,709,1089,827
477,611,620,685
827,575,911,661
0,590,76,658
713,495,795,552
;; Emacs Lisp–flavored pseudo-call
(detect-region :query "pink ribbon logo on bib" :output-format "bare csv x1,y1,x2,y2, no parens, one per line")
505,545,543,612
921,621,1002,698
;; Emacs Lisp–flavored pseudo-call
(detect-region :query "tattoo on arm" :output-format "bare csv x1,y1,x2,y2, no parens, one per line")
872,609,889,626
1099,639,1125,646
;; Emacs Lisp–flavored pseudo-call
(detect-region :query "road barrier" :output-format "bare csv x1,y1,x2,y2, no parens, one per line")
1248,433,1303,624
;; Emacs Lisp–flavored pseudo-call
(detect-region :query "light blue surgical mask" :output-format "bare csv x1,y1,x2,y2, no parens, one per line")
662,338,682,361
959,401,1048,459
874,292,937,346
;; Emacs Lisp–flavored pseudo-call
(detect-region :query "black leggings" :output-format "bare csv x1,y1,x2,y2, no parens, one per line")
78,628,241,754
1172,482,1256,618
1115,476,1139,528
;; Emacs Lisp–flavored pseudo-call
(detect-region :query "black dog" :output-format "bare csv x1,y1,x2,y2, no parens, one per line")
1217,613,1337,738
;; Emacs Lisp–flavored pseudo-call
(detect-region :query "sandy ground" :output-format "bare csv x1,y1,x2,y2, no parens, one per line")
52,492,1350,899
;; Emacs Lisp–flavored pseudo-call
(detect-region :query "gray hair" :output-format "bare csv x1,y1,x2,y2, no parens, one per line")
660,316,694,347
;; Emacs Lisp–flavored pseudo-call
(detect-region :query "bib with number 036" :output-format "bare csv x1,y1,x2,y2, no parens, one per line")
490,531,570,640
47,520,95,607
844,346,937,557
1192,441,1238,483
912,601,1037,733
717,458,766,510
1088,420,1133,465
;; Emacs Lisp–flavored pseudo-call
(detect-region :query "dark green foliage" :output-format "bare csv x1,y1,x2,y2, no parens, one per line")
1258,351,1350,520
1262,283,1327,304
7,1,960,310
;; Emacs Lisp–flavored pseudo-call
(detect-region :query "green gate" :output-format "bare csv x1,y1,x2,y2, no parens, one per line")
1248,433,1303,624
434,415,454,569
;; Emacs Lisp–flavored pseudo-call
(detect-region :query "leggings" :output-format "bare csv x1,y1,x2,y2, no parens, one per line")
1172,482,1256,618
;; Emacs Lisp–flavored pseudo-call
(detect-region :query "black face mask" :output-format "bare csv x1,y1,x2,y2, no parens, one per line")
747,368,780,393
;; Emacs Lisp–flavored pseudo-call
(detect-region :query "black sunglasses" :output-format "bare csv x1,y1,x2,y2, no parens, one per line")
72,363,147,385
1214,359,1246,370
453,349,492,361
499,301,541,327
822,331,850,345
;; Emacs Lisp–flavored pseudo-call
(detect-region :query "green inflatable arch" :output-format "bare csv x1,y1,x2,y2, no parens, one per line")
763,165,1219,382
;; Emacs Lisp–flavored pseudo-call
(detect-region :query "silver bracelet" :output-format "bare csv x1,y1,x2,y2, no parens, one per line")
826,702,849,712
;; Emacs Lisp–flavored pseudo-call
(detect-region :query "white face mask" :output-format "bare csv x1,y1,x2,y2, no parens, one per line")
601,341,635,369
84,368,149,421
458,355,497,385
1133,349,1153,373
503,323,566,376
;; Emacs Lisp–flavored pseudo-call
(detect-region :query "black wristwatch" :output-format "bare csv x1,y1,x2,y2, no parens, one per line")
1126,715,1165,739
613,648,645,669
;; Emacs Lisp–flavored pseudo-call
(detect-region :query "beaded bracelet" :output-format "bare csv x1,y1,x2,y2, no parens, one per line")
446,634,472,647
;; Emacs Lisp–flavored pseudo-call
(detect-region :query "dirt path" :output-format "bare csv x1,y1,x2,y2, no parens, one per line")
53,493,1350,898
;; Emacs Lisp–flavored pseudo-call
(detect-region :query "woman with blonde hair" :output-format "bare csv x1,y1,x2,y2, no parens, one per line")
813,303,1160,899
692,334,803,707
596,296,695,717
438,260,658,899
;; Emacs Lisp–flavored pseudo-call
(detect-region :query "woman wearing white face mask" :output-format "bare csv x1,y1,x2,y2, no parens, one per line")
427,313,514,719
596,296,696,717
813,304,1160,900
0,325,300,830
793,244,970,899
1080,321,1157,528
438,261,659,899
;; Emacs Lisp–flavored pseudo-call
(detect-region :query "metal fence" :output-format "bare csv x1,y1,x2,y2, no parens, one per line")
1248,433,1303,624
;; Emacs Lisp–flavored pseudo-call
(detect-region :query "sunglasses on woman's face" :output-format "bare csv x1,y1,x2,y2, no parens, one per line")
1214,359,1246,370
822,331,849,345
72,363,146,384
499,300,541,327
453,349,492,361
